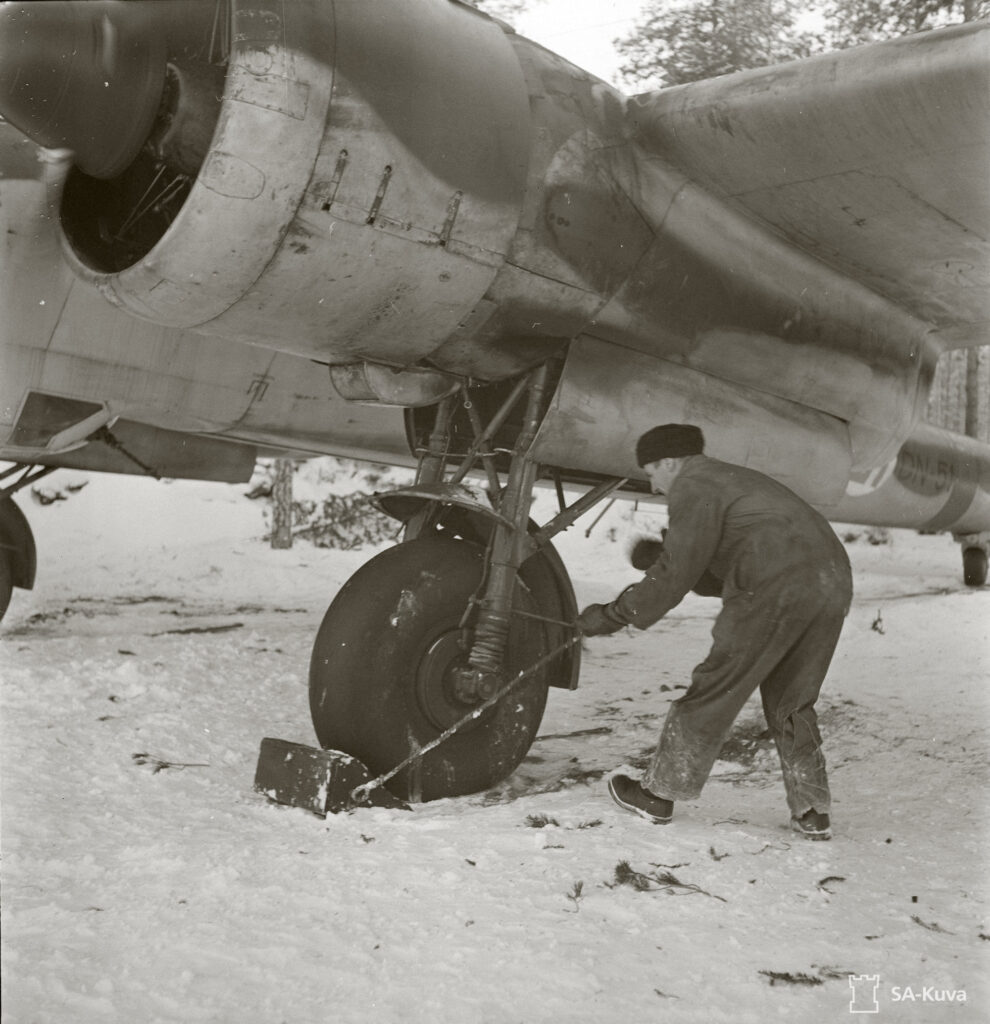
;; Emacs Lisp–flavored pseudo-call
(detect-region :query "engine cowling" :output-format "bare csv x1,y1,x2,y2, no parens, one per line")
54,0,532,373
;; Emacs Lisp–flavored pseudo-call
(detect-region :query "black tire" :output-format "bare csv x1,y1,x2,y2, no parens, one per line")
963,547,988,587
0,552,12,622
309,536,554,802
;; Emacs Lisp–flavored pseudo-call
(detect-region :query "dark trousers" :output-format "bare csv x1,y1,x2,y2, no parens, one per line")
643,569,850,817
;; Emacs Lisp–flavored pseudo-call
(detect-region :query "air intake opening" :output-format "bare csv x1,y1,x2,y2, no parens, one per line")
61,49,227,273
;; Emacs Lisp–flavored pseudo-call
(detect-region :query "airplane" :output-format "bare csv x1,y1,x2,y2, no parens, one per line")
1,0,988,803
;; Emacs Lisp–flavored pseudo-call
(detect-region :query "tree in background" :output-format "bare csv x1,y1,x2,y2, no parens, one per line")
270,457,294,549
616,1,824,87
470,0,543,22
824,0,989,46
616,0,988,87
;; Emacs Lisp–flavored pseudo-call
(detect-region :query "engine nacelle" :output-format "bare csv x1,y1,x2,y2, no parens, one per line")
10,0,952,498
60,0,533,373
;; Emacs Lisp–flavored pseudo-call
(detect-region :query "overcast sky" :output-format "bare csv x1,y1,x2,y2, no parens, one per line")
513,0,649,85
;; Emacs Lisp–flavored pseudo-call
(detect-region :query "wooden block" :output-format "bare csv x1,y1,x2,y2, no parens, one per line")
253,738,408,815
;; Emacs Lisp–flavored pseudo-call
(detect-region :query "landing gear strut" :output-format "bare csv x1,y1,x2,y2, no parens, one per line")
308,364,625,802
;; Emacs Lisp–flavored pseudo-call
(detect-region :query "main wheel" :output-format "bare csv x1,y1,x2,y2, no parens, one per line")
309,536,555,802
963,546,988,587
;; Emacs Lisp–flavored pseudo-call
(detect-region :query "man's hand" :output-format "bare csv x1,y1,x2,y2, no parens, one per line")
576,603,625,637
629,536,664,571
629,533,724,597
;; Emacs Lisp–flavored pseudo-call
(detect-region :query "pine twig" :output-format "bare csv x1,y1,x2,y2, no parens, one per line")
760,970,823,987
132,752,210,774
565,881,585,912
610,860,727,901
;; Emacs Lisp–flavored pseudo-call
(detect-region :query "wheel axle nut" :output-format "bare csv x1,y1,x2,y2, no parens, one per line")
452,665,501,703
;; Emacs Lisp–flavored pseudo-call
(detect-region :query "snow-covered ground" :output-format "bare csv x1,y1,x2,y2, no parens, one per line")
2,463,988,1023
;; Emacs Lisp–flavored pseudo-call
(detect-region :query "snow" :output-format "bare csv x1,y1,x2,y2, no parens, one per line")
2,463,988,1023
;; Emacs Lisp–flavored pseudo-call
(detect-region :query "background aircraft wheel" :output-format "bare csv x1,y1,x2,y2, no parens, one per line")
0,552,12,621
962,546,988,587
309,536,554,802
0,495,36,622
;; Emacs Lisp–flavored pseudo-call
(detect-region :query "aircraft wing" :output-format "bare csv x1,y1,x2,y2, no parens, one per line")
0,3,986,524
627,21,990,350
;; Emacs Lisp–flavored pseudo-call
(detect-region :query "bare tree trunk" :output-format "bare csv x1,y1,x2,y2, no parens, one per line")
271,458,294,549
964,347,980,439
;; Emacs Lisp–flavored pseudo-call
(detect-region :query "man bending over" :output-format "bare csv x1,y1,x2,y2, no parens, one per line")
578,424,852,840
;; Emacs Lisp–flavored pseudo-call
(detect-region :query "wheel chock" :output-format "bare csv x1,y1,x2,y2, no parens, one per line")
253,738,409,815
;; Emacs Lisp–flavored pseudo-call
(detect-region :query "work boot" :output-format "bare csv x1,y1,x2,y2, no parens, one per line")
608,774,673,824
790,808,831,840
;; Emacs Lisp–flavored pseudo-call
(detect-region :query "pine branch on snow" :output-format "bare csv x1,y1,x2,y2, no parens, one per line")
759,970,823,987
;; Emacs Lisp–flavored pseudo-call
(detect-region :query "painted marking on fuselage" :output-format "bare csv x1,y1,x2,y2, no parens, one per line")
845,437,979,532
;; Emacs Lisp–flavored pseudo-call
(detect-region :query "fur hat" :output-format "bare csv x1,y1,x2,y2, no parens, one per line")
635,424,705,466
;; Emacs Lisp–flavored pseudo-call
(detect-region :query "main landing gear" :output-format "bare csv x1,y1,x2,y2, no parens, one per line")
308,364,625,802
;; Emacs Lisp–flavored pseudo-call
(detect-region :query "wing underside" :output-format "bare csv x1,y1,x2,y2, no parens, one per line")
628,22,990,350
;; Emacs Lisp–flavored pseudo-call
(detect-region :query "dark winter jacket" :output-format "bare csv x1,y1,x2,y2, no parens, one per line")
613,455,852,629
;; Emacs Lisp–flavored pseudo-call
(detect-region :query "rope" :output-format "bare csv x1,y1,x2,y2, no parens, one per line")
349,633,582,805
462,598,576,632
510,608,577,629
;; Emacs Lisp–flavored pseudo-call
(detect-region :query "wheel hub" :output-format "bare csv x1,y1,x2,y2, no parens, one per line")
451,665,501,703
415,631,492,731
